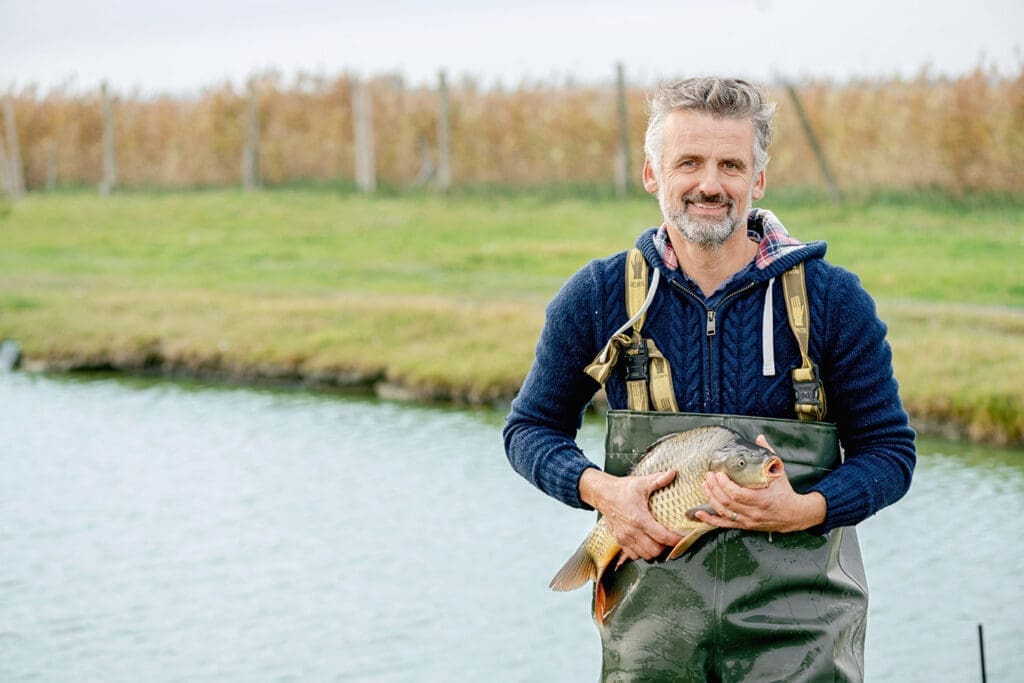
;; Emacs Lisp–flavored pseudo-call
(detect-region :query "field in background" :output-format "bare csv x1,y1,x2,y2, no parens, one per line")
3,66,1024,195
0,189,1021,445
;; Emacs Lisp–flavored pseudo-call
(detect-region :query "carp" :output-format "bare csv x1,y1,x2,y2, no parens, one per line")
549,425,784,622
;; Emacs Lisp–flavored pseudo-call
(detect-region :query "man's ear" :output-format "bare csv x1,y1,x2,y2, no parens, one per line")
642,158,659,194
752,169,766,201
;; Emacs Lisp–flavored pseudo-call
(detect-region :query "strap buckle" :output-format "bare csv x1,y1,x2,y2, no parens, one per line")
623,338,649,382
792,363,826,420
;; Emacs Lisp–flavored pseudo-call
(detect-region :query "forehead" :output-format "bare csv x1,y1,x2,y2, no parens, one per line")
660,110,756,162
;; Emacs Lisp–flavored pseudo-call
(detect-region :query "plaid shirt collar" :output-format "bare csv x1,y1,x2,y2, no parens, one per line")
653,208,804,272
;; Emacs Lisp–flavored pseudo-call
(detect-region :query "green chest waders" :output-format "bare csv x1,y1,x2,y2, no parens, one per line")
598,412,867,682
586,250,868,682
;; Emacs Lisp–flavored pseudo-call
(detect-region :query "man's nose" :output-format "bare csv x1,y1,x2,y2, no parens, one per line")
697,166,724,196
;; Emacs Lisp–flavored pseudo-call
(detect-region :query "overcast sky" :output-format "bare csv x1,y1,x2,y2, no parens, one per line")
2,0,1021,96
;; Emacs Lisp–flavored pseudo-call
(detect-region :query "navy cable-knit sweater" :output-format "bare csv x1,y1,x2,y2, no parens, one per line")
503,213,916,533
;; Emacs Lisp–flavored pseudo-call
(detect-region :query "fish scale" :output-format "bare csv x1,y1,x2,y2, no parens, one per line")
643,427,741,523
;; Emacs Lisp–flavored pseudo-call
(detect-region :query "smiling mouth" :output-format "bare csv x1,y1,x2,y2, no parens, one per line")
684,193,732,211
688,201,728,211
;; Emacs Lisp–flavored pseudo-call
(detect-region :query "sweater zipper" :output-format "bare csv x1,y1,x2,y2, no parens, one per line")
671,279,757,411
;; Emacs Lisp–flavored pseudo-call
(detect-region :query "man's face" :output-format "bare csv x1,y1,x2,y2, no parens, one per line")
643,110,766,249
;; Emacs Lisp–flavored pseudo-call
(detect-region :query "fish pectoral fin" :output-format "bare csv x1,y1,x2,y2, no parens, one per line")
666,527,712,560
549,543,596,592
685,503,717,521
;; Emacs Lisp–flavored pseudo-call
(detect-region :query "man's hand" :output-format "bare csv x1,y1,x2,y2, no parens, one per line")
579,468,684,564
694,434,827,533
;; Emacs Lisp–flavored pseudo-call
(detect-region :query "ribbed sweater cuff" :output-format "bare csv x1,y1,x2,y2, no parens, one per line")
544,455,600,511
809,480,860,532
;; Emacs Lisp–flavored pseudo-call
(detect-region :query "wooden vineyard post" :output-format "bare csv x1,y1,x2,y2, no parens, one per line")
436,70,452,192
0,132,11,197
352,79,377,194
242,78,261,192
782,81,842,204
45,139,58,191
2,97,25,197
100,82,117,195
615,62,630,198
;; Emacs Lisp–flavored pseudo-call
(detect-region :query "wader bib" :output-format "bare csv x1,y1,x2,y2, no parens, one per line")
586,250,868,681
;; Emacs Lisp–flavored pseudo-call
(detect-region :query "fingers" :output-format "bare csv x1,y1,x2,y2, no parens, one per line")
697,469,803,531
598,469,684,562
696,472,734,526
615,551,631,570
641,472,685,548
699,471,759,528
647,469,677,492
619,532,663,562
641,515,684,549
755,433,776,453
617,513,681,559
613,494,682,558
704,470,749,506
621,470,683,551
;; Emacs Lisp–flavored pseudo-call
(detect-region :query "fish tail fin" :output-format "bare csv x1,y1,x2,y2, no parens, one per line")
549,542,596,592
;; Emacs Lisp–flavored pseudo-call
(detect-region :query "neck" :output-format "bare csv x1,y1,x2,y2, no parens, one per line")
666,225,758,297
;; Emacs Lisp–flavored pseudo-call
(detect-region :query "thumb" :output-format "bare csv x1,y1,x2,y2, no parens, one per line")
755,434,776,453
645,469,677,492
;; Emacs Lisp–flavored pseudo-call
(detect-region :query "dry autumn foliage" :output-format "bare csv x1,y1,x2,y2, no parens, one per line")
3,66,1023,195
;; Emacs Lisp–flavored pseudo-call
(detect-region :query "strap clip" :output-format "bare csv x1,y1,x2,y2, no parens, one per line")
623,338,649,382
792,363,826,420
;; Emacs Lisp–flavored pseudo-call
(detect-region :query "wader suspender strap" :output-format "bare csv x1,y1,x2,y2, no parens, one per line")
623,249,651,410
781,263,828,421
584,249,679,412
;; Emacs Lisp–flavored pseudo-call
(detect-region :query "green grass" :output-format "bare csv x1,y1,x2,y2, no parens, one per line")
1,188,1022,444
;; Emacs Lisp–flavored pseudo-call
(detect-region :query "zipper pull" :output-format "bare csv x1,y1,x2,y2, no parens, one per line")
706,310,717,336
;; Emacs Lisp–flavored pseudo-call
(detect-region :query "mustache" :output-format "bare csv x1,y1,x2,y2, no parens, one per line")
683,192,734,207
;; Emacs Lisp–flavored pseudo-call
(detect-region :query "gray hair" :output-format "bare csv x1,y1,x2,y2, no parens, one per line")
644,77,776,176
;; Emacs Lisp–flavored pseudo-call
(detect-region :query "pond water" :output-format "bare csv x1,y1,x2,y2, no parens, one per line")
1,372,1021,682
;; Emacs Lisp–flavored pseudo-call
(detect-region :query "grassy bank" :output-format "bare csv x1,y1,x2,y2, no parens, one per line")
1,189,1022,445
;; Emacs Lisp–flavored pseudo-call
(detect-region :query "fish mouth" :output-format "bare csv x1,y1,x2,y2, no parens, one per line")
764,457,784,479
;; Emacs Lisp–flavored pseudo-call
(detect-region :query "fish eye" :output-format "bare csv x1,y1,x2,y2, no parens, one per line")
737,458,746,467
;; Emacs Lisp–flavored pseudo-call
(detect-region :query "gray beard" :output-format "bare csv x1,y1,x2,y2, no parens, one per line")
660,191,745,250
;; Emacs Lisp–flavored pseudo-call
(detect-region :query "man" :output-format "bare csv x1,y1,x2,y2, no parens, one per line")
503,77,915,681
